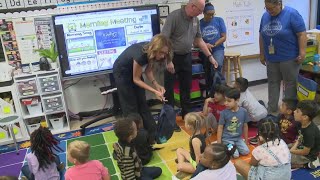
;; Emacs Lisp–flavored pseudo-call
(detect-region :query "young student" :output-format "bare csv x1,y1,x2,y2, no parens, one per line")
250,98,298,145
191,143,237,180
21,127,64,180
234,77,267,122
291,100,320,169
65,140,110,180
234,118,291,180
129,113,153,165
113,118,162,179
278,99,299,145
217,88,250,158
203,84,228,118
201,84,228,134
176,113,206,175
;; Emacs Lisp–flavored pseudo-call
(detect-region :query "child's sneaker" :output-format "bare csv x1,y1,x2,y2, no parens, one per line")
249,135,259,145
308,157,320,169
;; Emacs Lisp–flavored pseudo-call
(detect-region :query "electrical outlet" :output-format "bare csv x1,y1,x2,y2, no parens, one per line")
159,5,169,18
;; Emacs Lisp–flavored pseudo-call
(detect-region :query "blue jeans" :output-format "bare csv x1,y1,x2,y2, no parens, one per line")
248,163,291,180
21,155,62,180
223,138,250,158
212,49,225,73
141,166,162,180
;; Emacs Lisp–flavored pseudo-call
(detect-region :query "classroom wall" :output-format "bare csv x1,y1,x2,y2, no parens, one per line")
1,0,315,113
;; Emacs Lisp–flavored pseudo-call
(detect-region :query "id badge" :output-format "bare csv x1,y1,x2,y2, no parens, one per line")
268,44,275,54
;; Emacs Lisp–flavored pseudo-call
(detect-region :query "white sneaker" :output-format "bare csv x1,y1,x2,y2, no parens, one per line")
308,157,320,169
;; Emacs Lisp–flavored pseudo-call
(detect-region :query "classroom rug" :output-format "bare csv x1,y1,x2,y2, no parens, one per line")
0,116,318,179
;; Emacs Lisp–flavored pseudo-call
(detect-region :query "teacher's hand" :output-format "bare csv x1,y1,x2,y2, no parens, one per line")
156,84,166,95
296,52,306,64
154,90,166,102
166,62,175,74
209,56,218,69
206,43,213,52
260,55,266,66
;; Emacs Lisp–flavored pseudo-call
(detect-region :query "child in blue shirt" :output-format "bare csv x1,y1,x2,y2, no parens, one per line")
217,88,250,158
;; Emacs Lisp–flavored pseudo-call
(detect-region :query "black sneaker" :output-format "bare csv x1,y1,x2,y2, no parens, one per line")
249,136,259,145
174,124,181,132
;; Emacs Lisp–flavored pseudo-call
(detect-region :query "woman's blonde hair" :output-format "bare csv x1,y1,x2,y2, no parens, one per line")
143,34,173,64
184,112,203,135
67,140,90,164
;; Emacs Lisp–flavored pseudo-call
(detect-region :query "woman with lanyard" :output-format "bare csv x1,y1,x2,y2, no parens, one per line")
113,34,173,144
200,2,226,73
259,0,307,114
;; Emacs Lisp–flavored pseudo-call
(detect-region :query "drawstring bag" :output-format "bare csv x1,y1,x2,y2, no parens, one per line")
156,104,176,144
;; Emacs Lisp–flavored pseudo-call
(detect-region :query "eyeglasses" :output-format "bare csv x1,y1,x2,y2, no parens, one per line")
192,3,203,13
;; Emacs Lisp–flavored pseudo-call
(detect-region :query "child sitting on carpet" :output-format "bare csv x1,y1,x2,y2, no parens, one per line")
191,143,237,180
65,140,110,180
201,84,229,134
21,127,64,180
235,118,291,180
234,77,267,122
175,113,207,177
291,100,320,169
250,99,298,145
217,88,250,158
278,99,299,145
129,113,153,165
113,118,162,179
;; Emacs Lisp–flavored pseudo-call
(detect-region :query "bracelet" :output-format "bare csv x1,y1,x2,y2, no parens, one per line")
151,79,156,84
207,54,213,59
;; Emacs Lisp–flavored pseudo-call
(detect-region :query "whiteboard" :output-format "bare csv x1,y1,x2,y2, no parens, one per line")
208,0,310,56
282,0,310,29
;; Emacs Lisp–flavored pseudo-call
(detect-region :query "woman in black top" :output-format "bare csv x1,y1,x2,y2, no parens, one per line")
113,34,173,143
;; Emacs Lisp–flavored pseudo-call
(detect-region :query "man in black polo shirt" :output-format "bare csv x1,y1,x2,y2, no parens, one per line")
162,0,218,127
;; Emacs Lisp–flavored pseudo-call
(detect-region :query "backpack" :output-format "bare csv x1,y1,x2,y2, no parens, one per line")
156,104,176,144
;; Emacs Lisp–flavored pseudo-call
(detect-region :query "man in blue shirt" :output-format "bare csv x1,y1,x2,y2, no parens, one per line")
259,0,307,114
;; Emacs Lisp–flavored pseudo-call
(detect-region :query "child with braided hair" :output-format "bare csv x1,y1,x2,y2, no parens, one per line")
21,127,64,180
175,112,206,177
234,118,291,180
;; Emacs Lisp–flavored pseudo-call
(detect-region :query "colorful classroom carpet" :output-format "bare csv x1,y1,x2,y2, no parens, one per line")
0,116,319,179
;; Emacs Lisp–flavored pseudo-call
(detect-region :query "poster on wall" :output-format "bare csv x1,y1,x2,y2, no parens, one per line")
226,0,254,46
0,19,21,65
34,17,53,49
14,19,40,64
226,9,254,46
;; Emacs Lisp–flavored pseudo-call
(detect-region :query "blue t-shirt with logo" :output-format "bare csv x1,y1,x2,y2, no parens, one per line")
259,6,306,62
200,17,226,51
219,107,249,141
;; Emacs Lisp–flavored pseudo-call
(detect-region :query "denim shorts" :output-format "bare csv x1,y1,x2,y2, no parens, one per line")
248,163,291,180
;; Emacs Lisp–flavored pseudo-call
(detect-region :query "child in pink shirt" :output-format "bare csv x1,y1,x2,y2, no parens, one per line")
65,140,110,180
